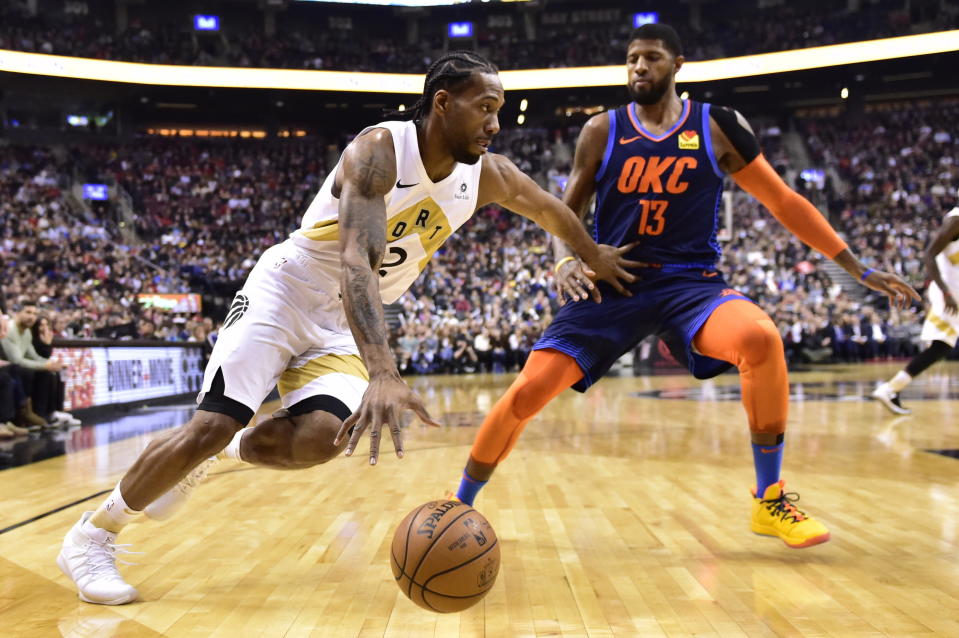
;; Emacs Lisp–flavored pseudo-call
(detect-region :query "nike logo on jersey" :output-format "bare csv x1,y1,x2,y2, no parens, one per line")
396,180,419,189
619,135,641,145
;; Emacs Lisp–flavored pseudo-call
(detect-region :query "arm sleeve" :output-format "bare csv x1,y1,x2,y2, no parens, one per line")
731,154,848,259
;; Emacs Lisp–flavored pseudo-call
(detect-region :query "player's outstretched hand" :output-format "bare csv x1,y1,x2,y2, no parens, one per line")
861,269,921,310
334,373,442,465
564,243,642,303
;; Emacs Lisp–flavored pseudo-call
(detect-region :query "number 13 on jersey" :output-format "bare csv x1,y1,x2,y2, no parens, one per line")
637,199,668,236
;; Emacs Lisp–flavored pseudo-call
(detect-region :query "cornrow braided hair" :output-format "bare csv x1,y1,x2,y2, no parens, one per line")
385,50,499,123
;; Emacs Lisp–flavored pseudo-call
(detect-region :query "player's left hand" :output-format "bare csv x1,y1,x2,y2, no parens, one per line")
575,243,643,302
860,269,921,309
335,373,443,465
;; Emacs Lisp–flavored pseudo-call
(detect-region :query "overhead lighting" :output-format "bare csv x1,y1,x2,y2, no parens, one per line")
1,30,957,92
841,87,849,99
680,91,689,99
519,98,528,112
517,114,525,125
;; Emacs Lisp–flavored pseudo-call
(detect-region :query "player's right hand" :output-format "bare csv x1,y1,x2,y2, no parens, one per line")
334,373,443,466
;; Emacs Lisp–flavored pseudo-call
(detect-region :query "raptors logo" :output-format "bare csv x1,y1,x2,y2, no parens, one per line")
221,293,249,330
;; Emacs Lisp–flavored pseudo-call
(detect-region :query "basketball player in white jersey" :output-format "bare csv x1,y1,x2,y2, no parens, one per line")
873,198,959,414
57,51,640,605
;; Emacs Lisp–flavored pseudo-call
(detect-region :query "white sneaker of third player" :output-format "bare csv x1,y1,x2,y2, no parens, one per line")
57,512,139,605
143,456,219,521
871,383,912,415
52,410,82,426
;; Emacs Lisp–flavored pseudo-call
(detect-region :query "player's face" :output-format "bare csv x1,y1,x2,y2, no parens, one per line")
444,73,504,165
626,39,681,105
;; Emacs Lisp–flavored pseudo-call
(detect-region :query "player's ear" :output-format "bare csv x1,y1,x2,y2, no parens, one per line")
433,89,451,118
673,55,685,74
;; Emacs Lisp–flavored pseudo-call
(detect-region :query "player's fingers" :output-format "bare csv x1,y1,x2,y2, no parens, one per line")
562,279,587,302
607,278,633,298
388,412,404,459
614,266,637,283
368,418,382,466
589,283,602,303
334,411,359,446
344,413,366,457
618,258,646,269
409,399,443,428
581,267,596,279
618,242,639,253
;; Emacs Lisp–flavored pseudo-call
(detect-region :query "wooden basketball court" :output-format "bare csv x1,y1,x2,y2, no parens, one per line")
2,362,958,637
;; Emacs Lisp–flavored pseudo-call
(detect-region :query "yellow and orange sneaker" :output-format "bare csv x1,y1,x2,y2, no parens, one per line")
750,480,830,548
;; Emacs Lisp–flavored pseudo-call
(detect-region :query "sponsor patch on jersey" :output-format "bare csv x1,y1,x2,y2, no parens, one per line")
678,130,700,150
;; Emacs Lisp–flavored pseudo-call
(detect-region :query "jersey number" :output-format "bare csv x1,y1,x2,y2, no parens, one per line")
637,200,668,236
378,246,408,277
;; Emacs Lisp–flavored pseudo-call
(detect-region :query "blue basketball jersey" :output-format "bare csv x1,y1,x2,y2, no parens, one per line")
594,100,725,266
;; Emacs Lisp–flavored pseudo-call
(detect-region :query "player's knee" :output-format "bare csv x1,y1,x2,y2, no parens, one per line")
182,412,243,458
288,411,345,467
509,375,551,421
734,319,784,369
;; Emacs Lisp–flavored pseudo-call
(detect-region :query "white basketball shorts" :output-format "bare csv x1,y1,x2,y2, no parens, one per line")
920,281,959,347
197,240,369,423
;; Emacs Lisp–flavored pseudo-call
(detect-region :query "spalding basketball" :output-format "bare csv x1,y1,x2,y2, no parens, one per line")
390,499,500,613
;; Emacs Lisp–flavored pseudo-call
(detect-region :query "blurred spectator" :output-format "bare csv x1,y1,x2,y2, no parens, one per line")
0,300,63,427
31,314,80,426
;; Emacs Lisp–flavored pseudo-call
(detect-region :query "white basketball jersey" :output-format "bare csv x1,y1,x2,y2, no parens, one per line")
933,206,959,295
290,120,483,304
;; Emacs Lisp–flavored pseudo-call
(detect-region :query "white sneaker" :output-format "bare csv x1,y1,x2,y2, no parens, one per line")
871,383,912,415
57,512,139,605
52,410,82,426
143,456,218,521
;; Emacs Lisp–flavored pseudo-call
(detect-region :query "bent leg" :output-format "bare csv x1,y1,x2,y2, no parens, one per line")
694,300,788,498
118,410,245,511
237,409,348,469
457,349,583,504
694,299,788,444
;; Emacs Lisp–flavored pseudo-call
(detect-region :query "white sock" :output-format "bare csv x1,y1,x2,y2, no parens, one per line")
89,484,141,533
888,370,912,393
220,428,249,462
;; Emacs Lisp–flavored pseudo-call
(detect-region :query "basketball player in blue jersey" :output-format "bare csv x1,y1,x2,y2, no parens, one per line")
453,25,919,548
57,52,640,605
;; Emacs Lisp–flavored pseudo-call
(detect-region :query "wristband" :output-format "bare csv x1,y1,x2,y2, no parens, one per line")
554,256,577,273
860,267,875,282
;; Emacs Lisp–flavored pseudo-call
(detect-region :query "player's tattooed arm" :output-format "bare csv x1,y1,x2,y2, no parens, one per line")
338,129,394,358
925,215,959,314
335,129,441,464
477,150,639,302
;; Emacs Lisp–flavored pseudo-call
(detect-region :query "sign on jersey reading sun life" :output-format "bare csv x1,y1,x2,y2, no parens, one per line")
1,30,957,92
52,344,205,411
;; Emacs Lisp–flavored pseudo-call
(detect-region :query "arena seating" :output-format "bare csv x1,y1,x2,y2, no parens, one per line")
2,97,956,370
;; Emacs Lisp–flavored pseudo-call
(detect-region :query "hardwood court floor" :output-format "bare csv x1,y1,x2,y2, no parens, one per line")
2,362,958,637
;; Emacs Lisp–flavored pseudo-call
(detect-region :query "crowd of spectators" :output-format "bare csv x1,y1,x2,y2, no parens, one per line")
2,96,957,379
2,1,956,72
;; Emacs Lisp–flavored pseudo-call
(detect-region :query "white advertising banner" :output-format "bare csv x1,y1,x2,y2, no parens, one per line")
51,345,205,411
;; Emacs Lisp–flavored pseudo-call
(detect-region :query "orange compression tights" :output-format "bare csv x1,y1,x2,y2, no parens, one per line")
467,349,583,472
693,299,788,434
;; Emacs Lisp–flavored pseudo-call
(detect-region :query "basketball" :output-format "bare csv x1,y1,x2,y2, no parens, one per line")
390,499,500,613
